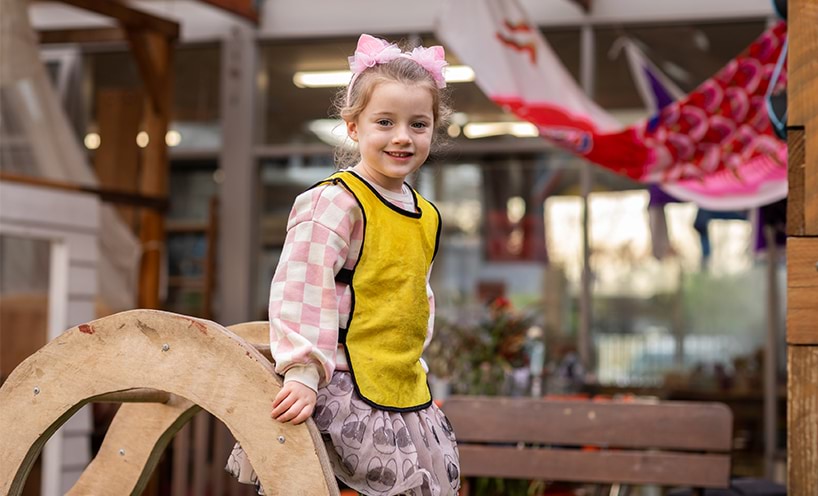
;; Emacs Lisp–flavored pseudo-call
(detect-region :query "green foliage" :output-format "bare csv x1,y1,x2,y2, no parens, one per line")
426,297,535,395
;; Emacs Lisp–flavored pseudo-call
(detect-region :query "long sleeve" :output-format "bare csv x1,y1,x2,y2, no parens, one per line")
269,184,361,391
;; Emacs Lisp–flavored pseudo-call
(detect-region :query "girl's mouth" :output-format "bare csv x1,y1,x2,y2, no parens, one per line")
385,151,413,158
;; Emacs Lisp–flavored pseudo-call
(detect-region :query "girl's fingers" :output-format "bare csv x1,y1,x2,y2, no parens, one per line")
271,394,296,419
276,401,304,423
272,388,290,408
271,383,317,422
291,404,314,425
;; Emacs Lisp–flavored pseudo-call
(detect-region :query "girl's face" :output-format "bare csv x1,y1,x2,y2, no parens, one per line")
346,81,434,193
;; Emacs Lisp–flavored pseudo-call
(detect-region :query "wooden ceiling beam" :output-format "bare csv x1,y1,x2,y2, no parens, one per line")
37,27,126,44
55,0,179,39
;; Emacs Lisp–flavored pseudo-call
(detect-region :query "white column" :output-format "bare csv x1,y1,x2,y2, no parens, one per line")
219,23,259,324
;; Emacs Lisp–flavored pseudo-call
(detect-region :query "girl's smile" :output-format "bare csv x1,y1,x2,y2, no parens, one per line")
346,81,434,192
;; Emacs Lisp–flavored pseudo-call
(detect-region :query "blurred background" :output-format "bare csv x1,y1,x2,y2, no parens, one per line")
0,0,790,494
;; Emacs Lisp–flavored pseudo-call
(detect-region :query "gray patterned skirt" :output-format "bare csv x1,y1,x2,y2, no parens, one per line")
226,371,461,496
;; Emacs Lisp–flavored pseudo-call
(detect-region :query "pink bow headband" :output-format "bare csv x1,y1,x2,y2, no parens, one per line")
347,34,448,100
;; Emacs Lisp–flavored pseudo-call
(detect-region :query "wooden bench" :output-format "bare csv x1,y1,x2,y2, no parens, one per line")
442,395,733,494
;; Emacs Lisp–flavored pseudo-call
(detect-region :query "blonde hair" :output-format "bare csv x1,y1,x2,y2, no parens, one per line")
333,56,452,168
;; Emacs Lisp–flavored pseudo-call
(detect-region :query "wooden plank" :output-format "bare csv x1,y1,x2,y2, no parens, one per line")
787,129,806,236
38,27,126,44
67,398,198,495
788,1,818,493
442,396,732,452
787,237,818,344
788,346,818,495
93,389,171,404
789,0,818,234
55,0,179,39
458,445,731,488
788,0,818,128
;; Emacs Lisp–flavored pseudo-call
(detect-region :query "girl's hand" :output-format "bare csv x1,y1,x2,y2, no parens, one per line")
271,381,317,424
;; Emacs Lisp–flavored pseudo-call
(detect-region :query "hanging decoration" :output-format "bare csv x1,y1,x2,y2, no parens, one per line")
436,0,788,210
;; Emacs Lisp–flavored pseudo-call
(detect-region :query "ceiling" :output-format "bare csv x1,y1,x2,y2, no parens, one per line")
79,19,769,147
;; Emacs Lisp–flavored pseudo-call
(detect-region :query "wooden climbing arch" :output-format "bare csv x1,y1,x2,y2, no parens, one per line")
0,309,339,495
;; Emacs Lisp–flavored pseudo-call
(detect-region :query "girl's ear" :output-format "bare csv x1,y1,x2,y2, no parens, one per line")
346,120,359,142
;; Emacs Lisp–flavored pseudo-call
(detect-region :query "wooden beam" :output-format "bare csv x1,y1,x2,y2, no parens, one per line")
788,0,818,494
787,237,818,345
37,27,126,44
788,0,818,235
788,346,818,494
129,30,173,310
55,0,179,39
68,397,198,495
787,128,807,236
125,29,171,116
0,172,168,211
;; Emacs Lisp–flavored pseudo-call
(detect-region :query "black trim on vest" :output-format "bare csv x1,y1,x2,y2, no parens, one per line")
341,340,433,413
429,200,443,261
346,170,423,219
335,268,354,285
337,327,348,344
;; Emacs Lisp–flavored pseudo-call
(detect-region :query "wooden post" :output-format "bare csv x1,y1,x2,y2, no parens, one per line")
125,28,174,309
787,1,818,494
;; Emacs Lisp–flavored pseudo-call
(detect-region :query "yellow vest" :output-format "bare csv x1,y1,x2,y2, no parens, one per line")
314,171,440,411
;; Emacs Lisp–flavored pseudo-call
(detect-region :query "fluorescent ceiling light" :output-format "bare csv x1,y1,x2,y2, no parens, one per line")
443,65,475,83
463,121,539,139
293,65,475,88
293,71,351,88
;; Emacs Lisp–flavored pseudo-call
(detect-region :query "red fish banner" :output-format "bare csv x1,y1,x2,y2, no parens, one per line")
436,0,788,210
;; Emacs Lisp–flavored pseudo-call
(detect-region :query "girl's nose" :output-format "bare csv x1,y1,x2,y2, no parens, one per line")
392,127,411,144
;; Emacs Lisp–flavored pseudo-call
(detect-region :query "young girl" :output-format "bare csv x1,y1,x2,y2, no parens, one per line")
227,34,460,496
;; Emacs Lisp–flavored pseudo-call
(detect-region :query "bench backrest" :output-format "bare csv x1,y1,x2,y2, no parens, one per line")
441,396,733,488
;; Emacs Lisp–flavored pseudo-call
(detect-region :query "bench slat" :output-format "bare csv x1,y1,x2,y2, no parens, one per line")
458,445,731,488
443,396,732,452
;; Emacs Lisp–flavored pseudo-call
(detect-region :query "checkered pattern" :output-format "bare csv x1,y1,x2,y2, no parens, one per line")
270,181,436,392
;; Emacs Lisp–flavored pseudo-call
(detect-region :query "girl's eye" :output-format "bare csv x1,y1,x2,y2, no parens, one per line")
412,122,430,129
376,119,392,126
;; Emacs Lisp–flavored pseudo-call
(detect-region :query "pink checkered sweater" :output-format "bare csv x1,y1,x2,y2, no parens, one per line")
269,177,435,393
